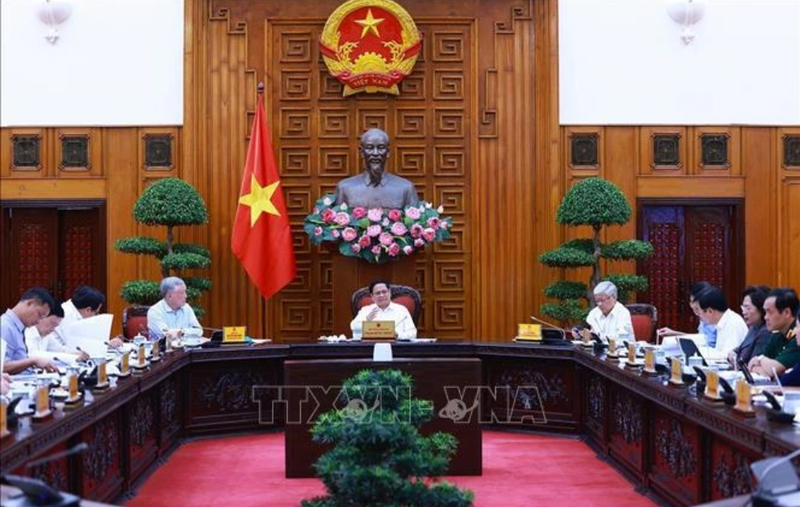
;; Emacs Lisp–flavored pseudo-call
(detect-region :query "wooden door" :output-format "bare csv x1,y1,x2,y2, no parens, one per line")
639,201,743,332
2,208,59,307
1,205,105,310
58,208,104,302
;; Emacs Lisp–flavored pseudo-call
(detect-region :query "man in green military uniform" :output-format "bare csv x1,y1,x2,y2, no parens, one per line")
749,288,799,378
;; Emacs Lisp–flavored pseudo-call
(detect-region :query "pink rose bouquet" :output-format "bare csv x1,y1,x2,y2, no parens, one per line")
304,193,453,263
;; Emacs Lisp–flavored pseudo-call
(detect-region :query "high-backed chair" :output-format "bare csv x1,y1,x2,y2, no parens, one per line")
351,285,422,324
626,304,658,343
122,305,150,339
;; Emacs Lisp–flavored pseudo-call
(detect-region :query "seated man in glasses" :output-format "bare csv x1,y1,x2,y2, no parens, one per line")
571,281,634,342
350,280,417,340
147,277,203,341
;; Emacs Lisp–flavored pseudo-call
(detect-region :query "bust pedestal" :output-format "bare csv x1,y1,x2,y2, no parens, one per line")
331,252,418,335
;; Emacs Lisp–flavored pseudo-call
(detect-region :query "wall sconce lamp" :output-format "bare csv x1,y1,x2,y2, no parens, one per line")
37,0,73,44
667,0,706,45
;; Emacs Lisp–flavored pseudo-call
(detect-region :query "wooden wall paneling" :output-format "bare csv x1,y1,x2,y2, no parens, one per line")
138,127,180,173
54,127,103,178
691,126,741,177
265,15,477,341
105,128,141,332
196,10,264,335
1,127,48,178
474,3,535,340
781,178,800,290
0,129,9,177
135,145,171,298
742,127,777,287
561,127,603,297
0,179,108,200
268,18,337,342
531,0,562,335
602,127,639,290
183,0,549,341
637,176,745,199
135,127,188,301
564,125,602,178
778,127,800,289
640,126,688,176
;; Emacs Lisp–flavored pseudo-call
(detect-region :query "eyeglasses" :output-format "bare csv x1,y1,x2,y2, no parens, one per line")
373,290,390,296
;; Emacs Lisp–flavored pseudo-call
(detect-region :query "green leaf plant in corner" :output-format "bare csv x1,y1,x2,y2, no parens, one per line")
539,177,654,324
302,369,474,507
114,178,211,317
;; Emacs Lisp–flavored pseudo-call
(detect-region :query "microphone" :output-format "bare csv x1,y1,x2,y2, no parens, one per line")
26,443,88,469
530,315,567,340
0,443,88,507
750,447,800,507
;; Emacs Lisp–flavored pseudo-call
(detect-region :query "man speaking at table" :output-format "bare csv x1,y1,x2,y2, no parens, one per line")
350,280,417,340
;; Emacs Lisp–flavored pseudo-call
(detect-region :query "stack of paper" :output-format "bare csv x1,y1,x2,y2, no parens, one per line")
61,314,114,358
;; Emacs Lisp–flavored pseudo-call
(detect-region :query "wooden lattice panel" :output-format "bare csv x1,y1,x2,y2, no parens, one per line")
268,20,471,340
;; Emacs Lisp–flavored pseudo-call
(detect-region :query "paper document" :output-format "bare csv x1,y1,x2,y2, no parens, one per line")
662,334,708,357
62,314,114,358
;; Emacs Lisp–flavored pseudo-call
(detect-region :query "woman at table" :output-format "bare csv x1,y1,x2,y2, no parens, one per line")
728,285,773,365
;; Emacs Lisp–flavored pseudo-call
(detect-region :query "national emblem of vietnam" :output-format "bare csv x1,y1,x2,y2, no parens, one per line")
320,0,421,96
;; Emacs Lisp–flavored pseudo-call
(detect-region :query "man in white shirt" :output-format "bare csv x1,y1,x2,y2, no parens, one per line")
573,281,634,341
49,286,123,350
696,287,747,355
147,277,203,341
350,280,417,340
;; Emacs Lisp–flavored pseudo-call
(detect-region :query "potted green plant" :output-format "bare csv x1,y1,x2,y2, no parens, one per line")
302,369,474,507
539,177,653,322
115,178,211,316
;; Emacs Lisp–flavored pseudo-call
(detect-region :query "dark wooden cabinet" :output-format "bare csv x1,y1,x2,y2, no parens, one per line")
79,412,124,501
608,386,647,480
639,201,743,331
482,357,579,433
1,204,105,308
583,371,608,451
649,410,702,506
2,344,798,506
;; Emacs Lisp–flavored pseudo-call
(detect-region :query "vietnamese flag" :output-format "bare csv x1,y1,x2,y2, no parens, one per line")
231,87,296,300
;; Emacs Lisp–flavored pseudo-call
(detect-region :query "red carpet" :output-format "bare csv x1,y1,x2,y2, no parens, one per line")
128,431,656,507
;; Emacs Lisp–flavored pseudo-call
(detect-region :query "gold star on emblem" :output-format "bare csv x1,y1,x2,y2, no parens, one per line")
355,8,384,39
238,175,281,226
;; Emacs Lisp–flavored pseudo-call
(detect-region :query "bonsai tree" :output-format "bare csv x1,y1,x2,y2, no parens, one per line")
539,177,653,322
115,178,211,315
302,369,473,507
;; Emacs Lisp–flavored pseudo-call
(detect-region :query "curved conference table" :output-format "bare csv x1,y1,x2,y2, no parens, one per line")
1,341,798,507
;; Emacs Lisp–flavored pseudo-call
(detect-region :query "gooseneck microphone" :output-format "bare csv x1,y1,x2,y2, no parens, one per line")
25,442,89,469
530,315,567,340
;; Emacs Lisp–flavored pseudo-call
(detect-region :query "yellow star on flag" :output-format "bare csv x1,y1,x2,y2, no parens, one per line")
355,8,384,39
238,175,281,226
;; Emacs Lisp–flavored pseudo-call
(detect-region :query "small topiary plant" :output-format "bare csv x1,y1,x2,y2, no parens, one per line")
115,178,211,315
539,177,653,322
302,369,474,507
